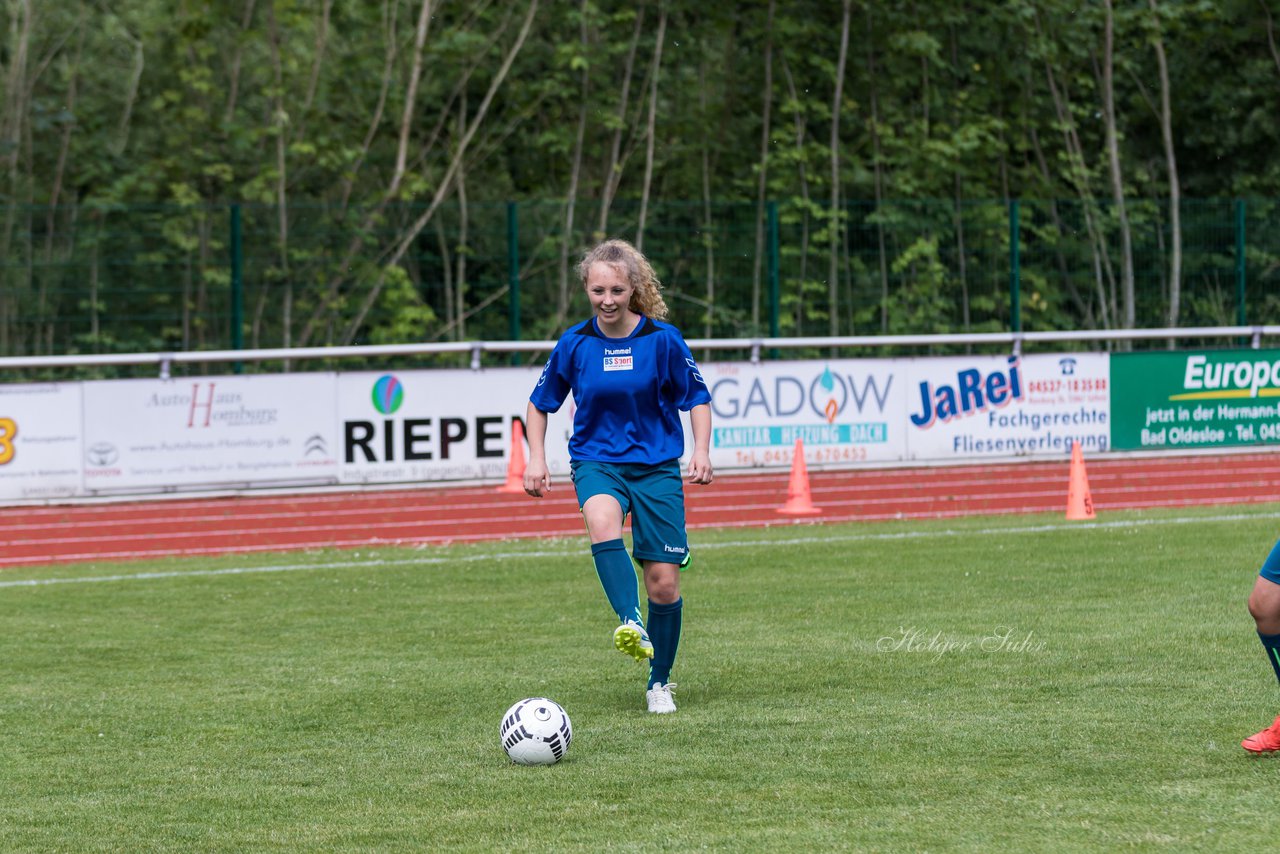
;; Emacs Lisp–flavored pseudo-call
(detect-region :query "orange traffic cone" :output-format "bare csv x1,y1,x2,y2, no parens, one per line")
1065,440,1096,520
497,419,527,493
777,439,821,515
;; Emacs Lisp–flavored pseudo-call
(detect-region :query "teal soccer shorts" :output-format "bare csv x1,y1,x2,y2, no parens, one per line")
570,459,691,568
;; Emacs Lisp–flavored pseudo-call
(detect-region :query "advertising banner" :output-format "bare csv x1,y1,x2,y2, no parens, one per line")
1111,349,1280,451
10,344,1257,505
337,368,574,484
81,374,340,491
0,383,82,500
704,359,905,468
904,353,1110,460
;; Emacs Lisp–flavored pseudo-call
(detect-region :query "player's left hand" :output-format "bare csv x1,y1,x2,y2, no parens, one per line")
687,451,713,485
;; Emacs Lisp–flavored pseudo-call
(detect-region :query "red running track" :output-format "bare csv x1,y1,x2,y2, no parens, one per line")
4,451,1280,568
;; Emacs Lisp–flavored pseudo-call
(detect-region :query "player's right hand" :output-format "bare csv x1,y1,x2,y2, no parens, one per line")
524,462,551,498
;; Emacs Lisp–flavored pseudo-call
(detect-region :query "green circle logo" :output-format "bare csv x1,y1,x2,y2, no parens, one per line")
371,375,404,414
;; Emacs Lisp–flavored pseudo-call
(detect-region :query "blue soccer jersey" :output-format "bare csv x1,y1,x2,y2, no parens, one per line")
529,316,711,464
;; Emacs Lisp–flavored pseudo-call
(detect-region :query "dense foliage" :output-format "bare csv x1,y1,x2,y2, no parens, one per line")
3,0,1279,356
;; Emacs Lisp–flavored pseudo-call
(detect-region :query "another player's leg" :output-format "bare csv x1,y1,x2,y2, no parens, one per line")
1243,550,1280,753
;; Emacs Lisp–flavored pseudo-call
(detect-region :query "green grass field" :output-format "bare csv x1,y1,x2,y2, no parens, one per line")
3,505,1279,851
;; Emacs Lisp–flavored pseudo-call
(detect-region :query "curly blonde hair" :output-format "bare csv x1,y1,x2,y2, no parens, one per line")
577,239,668,320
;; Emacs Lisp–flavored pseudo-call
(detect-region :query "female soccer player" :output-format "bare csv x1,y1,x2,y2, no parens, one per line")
1243,548,1280,752
522,239,713,714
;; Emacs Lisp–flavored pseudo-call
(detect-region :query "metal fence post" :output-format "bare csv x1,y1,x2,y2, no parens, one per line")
1236,198,1247,327
507,201,520,364
230,203,244,374
1009,198,1021,334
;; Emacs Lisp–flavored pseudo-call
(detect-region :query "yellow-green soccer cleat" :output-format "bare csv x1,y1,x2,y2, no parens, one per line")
613,619,654,662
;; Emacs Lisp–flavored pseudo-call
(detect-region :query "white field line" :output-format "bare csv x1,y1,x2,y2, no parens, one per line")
2,509,1277,589
3,493,1277,568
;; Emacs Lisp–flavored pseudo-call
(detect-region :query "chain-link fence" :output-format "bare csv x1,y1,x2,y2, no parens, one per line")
2,198,1276,376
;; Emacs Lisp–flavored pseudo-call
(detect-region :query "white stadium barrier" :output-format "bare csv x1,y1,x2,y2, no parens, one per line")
2,326,1278,503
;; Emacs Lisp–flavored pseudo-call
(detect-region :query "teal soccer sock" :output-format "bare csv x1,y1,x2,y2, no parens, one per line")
591,539,642,625
1260,632,1280,685
647,597,682,688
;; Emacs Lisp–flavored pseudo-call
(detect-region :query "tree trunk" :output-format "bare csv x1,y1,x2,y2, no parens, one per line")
1037,10,1114,330
635,2,667,253
2,0,32,185
828,0,852,339
699,54,715,349
266,0,292,353
45,24,80,261
865,6,889,334
197,211,211,350
949,26,969,334
455,112,469,342
0,0,32,353
557,0,590,331
1101,0,1135,329
1262,0,1280,78
1149,0,1182,335
311,5,503,345
435,217,455,340
597,7,644,237
1028,122,1090,321
183,242,193,350
393,0,435,198
297,0,430,347
89,218,100,350
224,0,258,125
303,0,332,117
782,58,812,336
340,0,398,211
751,0,776,331
113,24,144,156
342,0,539,345
37,16,83,353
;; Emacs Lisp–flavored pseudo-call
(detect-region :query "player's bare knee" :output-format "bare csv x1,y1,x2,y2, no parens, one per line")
1249,576,1280,630
1249,591,1280,633
584,519,622,544
649,582,679,604
581,495,623,542
644,569,679,604
1249,594,1266,625
1251,595,1280,631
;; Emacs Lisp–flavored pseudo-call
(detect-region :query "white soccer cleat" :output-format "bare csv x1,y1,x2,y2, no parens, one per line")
646,682,677,714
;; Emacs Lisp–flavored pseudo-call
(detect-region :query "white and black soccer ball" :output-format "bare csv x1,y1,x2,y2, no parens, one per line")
499,697,573,765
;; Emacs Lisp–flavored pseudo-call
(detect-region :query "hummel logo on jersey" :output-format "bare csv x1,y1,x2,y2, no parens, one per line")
663,544,687,555
603,346,633,372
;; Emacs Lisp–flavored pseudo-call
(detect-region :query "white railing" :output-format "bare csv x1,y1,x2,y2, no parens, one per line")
0,325,1276,377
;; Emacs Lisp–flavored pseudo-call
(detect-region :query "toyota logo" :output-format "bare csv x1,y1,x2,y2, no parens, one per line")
87,442,118,466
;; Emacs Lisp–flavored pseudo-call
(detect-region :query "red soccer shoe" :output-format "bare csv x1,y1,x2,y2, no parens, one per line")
1242,714,1280,754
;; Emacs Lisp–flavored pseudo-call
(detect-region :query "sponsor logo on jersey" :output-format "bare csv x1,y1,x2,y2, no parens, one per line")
603,346,634,372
